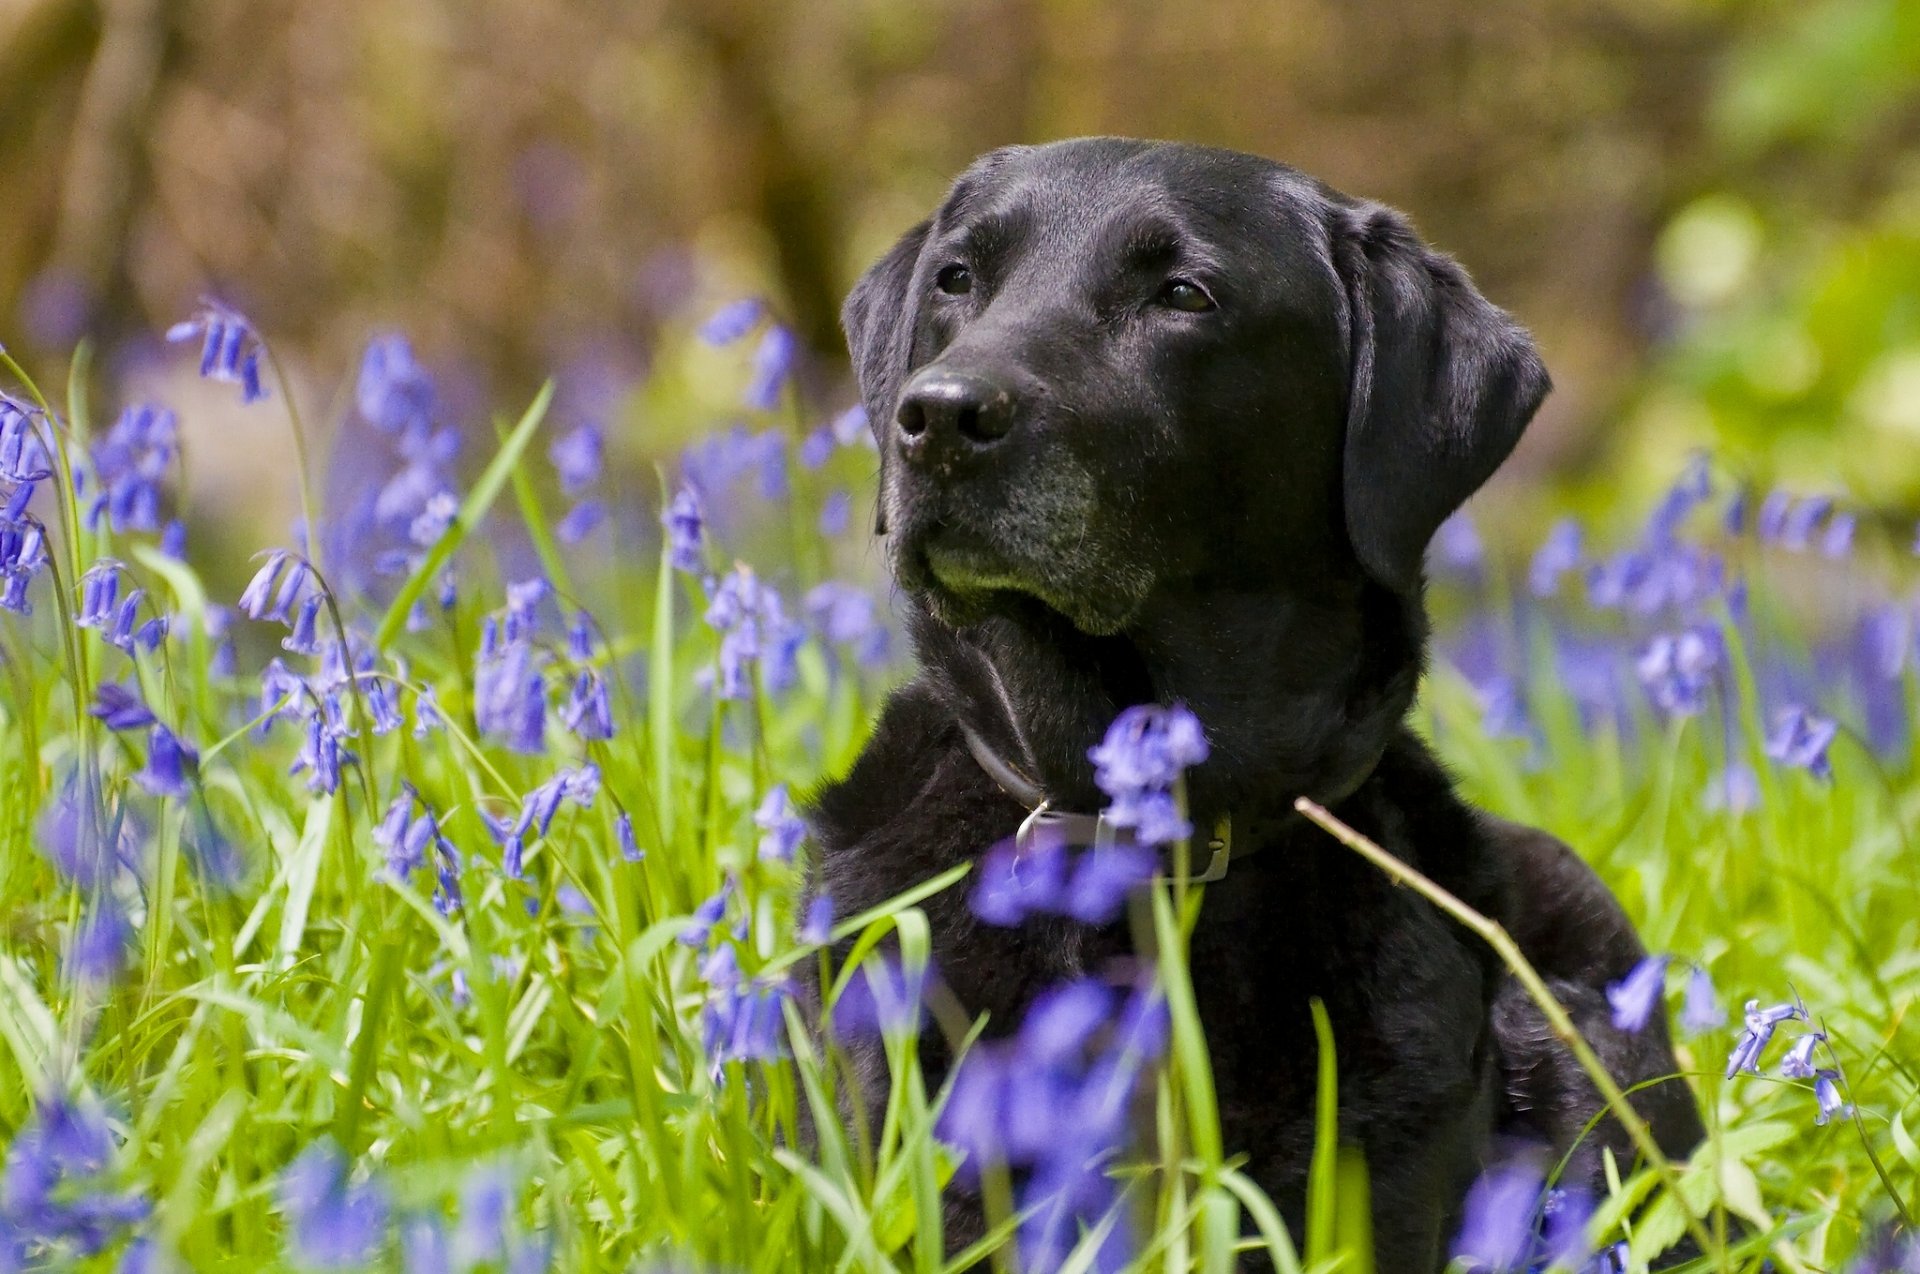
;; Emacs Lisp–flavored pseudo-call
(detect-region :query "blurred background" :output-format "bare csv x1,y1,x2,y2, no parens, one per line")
1,0,1918,549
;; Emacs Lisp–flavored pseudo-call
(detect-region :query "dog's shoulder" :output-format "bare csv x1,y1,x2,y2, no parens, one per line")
1476,810,1646,985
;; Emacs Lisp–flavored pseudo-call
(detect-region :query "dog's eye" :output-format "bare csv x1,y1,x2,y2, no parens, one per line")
935,264,974,296
1157,278,1215,313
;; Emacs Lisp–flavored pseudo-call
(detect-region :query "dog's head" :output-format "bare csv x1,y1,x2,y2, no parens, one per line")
843,138,1548,635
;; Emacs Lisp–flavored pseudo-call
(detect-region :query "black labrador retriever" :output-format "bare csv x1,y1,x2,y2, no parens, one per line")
805,138,1703,1269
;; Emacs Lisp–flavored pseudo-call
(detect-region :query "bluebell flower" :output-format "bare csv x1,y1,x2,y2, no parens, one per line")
88,683,154,732
1021,980,1116,1067
560,670,613,740
1088,703,1209,846
1528,518,1583,597
278,1141,389,1269
615,810,643,863
1755,488,1794,542
1451,1161,1545,1272
1813,1069,1851,1126
1645,452,1712,544
798,427,834,469
0,1091,151,1260
1682,965,1721,1033
818,488,852,537
744,325,799,411
1063,844,1156,924
356,334,436,440
679,883,731,947
557,884,594,919
1727,998,1806,1077
365,677,404,735
409,490,458,546
102,587,150,651
698,298,764,346
754,785,806,862
1475,675,1534,743
704,566,805,699
1822,510,1857,558
76,560,123,630
1780,1030,1825,1079
284,595,325,655
548,422,603,496
454,1165,512,1267
970,833,1069,926
1723,485,1749,535
0,395,54,482
85,404,177,533
413,684,444,738
1861,605,1912,680
1779,494,1833,551
503,577,550,642
1766,705,1838,781
1431,510,1485,575
831,403,870,447
1635,628,1718,717
683,424,789,503
799,894,833,944
830,954,932,1038
237,550,292,619
166,302,268,403
134,725,196,799
290,711,355,795
555,499,604,544
1606,955,1668,1032
0,514,47,614
663,485,704,574
474,638,547,754
68,898,132,984
1703,762,1760,816
805,580,886,665
400,1213,452,1274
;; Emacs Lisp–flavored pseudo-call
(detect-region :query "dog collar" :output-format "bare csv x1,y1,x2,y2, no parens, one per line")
958,721,1240,883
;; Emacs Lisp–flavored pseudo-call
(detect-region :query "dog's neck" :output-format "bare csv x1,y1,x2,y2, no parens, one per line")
909,580,1424,823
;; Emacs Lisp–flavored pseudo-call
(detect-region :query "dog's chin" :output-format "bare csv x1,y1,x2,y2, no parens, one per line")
902,535,1145,636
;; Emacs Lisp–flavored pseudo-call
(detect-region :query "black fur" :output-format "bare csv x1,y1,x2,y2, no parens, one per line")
807,138,1704,1269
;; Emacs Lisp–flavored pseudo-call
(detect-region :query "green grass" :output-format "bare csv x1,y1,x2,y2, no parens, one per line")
0,330,1915,1273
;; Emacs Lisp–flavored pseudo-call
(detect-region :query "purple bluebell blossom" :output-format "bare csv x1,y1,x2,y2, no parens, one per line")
555,499,604,543
503,577,550,641
702,978,791,1067
1635,629,1718,717
1727,998,1807,1077
560,670,614,740
679,884,731,947
166,301,268,403
754,785,806,862
364,677,404,735
1451,1161,1546,1272
970,834,1069,927
704,566,805,699
1755,488,1794,542
799,894,833,944
1813,1069,1852,1125
615,811,643,863
290,711,355,795
134,725,196,799
818,488,852,537
1703,762,1760,816
663,485,704,574
414,684,445,738
1723,485,1749,535
798,427,834,469
1766,705,1838,781
76,560,122,630
474,638,547,754
1682,966,1722,1032
0,513,47,614
356,333,437,439
831,403,869,446
1780,1030,1825,1080
283,595,324,655
698,298,764,346
68,899,131,984
830,954,932,1038
237,550,292,619
548,422,603,496
409,490,459,546
682,424,789,503
1431,510,1484,575
1088,703,1209,846
1778,494,1833,551
1606,955,1668,1032
278,1141,389,1269
85,404,177,533
1528,517,1583,597
1862,605,1912,680
1821,510,1857,558
805,580,886,665
1063,844,1156,924
88,683,154,732
0,1091,151,1260
0,395,54,483
744,326,799,410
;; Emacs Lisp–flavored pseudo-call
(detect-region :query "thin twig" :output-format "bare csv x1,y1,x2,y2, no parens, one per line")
1293,796,1720,1262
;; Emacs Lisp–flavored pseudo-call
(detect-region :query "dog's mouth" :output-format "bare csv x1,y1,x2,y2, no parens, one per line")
921,528,1032,596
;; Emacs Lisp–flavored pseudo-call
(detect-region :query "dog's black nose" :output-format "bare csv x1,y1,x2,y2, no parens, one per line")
895,370,1016,463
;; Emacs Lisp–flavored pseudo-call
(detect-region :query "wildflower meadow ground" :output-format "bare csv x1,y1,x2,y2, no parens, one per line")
0,301,1915,1272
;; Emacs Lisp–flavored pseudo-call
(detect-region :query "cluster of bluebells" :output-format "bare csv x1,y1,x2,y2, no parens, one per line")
678,881,793,1071
472,579,614,753
1438,454,1869,803
1088,702,1211,846
937,977,1171,1273
355,334,466,618
375,784,464,914
969,827,1157,928
1450,1156,1613,1274
1606,957,1852,1127
698,297,798,412
547,412,607,545
81,403,180,540
702,564,805,700
0,1091,152,1267
480,763,601,882
166,301,268,403
279,1142,550,1272
0,393,51,613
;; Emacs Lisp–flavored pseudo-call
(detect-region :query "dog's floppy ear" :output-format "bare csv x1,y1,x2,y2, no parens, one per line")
1334,203,1550,593
842,219,931,535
